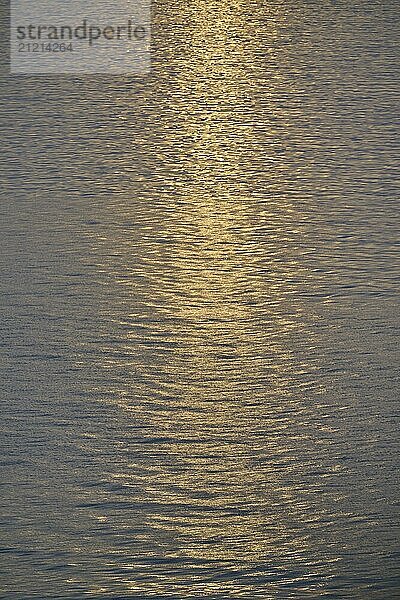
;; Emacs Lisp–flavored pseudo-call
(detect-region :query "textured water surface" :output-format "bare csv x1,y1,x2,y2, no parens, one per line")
0,1,399,598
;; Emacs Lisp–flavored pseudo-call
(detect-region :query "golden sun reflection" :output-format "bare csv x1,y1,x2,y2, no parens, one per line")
78,0,336,596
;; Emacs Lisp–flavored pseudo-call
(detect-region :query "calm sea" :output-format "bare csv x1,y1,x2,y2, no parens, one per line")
0,0,399,598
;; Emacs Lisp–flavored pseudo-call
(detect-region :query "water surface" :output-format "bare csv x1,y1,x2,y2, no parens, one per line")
0,1,399,598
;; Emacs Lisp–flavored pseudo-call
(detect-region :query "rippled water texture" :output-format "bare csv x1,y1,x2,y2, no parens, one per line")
1,1,399,598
